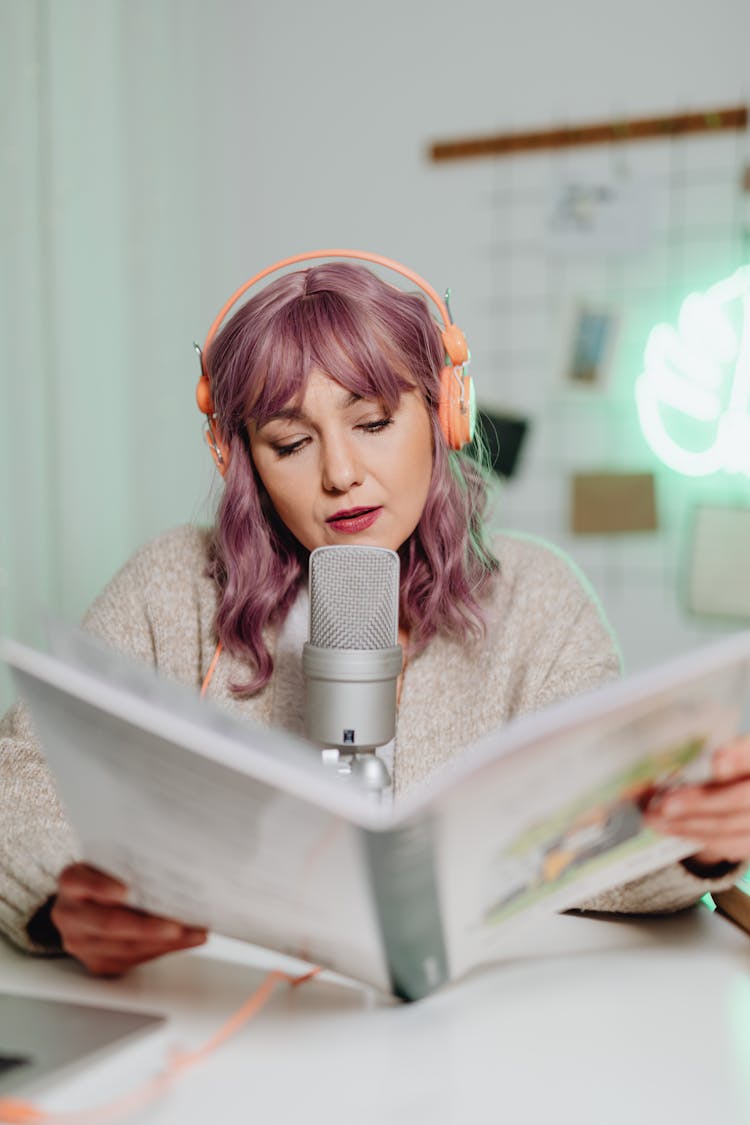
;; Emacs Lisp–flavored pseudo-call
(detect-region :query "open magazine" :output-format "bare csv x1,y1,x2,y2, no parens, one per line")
3,625,750,1000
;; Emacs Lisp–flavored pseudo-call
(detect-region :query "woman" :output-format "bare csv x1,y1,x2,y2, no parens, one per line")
2,252,749,977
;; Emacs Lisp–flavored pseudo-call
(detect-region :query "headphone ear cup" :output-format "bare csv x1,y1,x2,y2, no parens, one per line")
438,366,476,450
441,323,469,367
196,372,231,475
196,373,214,416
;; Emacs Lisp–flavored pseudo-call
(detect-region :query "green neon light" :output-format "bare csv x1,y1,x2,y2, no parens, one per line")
635,265,750,476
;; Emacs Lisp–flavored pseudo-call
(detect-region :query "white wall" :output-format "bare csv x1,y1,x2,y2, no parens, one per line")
2,0,749,706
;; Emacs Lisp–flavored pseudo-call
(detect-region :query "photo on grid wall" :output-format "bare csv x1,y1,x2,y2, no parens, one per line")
545,174,657,257
560,299,620,390
685,504,750,621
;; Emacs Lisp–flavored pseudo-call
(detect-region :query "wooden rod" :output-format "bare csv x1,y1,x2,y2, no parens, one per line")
429,105,748,163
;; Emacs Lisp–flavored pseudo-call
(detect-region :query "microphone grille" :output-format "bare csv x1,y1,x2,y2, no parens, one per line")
308,546,400,650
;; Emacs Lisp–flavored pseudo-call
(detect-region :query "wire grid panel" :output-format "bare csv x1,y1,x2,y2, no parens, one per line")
461,127,750,669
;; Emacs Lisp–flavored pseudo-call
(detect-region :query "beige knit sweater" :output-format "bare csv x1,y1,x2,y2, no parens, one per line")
0,524,740,954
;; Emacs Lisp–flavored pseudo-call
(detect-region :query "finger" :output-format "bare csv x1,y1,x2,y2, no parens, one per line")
644,814,750,861
52,898,201,944
58,864,129,904
81,929,208,956
83,927,208,954
713,735,750,781
650,823,750,853
79,927,207,962
64,929,208,976
80,933,207,978
650,779,750,818
645,808,750,837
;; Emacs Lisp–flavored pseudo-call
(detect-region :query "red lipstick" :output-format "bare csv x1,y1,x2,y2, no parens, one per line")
326,506,382,534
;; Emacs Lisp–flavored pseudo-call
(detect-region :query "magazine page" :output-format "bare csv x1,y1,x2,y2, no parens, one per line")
15,629,387,827
431,645,750,982
4,639,393,993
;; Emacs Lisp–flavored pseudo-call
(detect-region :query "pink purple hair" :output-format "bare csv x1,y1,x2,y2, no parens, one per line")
205,261,499,696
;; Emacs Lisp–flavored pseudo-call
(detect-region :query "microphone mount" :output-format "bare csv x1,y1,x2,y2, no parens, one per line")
321,746,392,793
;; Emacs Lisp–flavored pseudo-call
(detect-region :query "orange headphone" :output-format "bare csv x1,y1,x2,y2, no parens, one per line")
195,249,476,476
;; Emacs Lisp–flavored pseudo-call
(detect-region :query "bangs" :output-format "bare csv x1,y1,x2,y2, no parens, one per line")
247,290,413,426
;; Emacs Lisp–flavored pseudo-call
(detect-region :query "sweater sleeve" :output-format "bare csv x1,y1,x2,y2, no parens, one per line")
0,700,78,952
571,861,744,915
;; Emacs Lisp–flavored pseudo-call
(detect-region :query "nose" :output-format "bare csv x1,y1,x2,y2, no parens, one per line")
320,433,364,494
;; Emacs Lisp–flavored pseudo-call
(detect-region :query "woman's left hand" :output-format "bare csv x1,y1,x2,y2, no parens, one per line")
644,734,750,868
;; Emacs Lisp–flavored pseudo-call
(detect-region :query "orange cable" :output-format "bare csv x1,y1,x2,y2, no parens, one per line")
0,965,320,1125
199,641,223,698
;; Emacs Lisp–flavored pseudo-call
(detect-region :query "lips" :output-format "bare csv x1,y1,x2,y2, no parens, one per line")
326,506,382,534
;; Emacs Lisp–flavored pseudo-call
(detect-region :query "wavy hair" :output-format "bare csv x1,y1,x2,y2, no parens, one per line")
204,261,498,695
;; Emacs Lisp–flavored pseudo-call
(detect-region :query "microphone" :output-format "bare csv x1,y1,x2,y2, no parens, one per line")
302,545,403,791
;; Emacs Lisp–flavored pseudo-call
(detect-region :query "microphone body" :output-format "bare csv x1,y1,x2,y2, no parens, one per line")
303,546,402,786
303,645,403,750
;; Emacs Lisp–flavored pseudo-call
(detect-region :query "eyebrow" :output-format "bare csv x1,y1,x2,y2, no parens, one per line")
256,391,363,431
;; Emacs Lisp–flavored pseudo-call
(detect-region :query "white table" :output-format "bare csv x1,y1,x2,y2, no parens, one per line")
2,906,750,1125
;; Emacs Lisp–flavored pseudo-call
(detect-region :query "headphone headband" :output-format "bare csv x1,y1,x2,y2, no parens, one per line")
202,249,460,360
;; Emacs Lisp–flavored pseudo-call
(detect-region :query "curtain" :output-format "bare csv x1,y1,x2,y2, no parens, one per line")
0,0,233,708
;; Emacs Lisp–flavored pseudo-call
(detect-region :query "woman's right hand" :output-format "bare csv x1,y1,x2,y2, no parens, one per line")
51,863,208,976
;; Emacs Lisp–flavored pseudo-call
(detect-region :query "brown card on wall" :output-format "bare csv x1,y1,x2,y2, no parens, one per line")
571,472,657,534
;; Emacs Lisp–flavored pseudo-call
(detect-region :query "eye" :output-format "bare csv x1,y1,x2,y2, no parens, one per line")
359,417,394,434
273,437,309,458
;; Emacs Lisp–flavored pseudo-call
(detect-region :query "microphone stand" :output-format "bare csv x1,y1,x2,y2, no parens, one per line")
348,750,392,793
321,747,392,795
